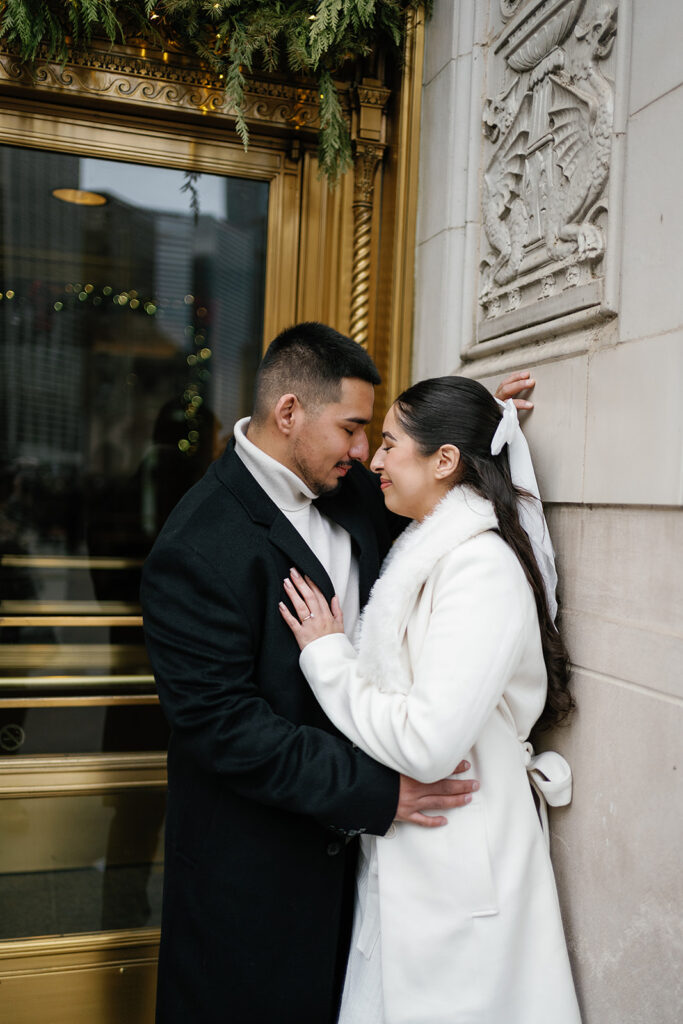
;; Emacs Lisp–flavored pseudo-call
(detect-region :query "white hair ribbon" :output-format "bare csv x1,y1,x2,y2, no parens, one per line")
493,399,558,620
490,397,519,455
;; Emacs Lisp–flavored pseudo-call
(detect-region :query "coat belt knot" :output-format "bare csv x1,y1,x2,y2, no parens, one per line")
522,742,573,848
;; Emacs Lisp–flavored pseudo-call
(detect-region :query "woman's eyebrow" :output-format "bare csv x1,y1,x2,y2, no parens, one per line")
382,431,398,441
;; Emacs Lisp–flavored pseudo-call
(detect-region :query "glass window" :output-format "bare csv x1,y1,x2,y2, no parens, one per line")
0,788,166,938
0,703,170,757
0,145,269,696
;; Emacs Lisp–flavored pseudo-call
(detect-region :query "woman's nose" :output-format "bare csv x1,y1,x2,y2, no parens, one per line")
369,446,383,474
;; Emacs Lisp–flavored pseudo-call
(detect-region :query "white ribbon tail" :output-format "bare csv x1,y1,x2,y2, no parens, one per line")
524,747,573,850
495,398,558,620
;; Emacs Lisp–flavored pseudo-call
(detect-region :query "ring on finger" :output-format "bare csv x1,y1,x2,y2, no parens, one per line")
301,612,314,621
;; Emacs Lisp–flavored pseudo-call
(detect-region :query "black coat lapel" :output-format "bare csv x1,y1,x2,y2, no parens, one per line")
215,443,335,602
267,516,335,603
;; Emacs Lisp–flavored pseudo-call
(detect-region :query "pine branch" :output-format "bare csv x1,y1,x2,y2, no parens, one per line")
309,0,343,68
0,0,431,181
317,68,352,183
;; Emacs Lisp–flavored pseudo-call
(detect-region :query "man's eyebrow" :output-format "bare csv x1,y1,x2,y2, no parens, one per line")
342,416,371,425
382,431,398,441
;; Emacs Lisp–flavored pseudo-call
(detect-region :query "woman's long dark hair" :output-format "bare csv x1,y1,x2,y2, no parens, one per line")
395,376,574,730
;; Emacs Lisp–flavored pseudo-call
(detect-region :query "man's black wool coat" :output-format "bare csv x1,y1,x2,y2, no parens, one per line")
141,443,400,1024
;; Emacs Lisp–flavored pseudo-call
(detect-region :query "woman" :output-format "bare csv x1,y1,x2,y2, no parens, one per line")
279,376,581,1024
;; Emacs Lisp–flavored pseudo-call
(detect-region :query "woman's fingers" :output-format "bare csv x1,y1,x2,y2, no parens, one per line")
278,601,300,631
281,572,344,650
290,569,330,619
292,569,324,609
283,576,312,621
494,370,535,409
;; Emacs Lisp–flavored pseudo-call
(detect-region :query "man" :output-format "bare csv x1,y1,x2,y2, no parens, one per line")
141,323,532,1023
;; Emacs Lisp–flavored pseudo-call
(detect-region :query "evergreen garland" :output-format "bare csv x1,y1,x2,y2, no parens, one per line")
0,0,431,181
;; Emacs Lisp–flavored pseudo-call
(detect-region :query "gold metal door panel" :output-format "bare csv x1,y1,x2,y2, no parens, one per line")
0,932,159,1024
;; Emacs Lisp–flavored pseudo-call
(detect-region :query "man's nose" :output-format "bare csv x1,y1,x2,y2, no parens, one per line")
349,433,370,462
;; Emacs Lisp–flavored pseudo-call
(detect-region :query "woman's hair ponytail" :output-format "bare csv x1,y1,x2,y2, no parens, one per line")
395,376,574,730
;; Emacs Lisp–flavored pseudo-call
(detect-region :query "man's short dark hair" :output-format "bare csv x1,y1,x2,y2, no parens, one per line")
252,322,380,422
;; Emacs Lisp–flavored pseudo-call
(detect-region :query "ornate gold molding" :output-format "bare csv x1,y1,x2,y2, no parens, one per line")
0,41,348,136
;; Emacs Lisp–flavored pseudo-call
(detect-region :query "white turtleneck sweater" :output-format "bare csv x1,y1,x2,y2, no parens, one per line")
233,417,361,638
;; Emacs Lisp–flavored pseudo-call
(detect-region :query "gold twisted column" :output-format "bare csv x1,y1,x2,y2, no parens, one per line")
349,79,390,349
350,142,383,348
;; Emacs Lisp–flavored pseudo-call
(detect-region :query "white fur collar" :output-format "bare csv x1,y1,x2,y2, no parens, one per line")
356,485,498,690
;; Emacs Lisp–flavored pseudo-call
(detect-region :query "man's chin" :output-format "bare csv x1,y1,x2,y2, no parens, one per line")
315,479,343,497
315,468,353,496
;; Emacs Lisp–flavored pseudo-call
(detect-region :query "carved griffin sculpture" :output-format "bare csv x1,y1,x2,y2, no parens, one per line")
545,4,618,259
481,3,618,296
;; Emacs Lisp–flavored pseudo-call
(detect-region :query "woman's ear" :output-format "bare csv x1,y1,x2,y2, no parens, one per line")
273,393,299,436
434,444,460,481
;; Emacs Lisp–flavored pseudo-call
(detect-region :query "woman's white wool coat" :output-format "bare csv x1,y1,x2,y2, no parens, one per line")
300,485,581,1024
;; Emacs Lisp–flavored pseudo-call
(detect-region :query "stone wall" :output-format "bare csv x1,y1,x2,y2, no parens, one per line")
413,2,683,1021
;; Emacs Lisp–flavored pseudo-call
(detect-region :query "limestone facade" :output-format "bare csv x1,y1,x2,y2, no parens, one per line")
413,2,683,1020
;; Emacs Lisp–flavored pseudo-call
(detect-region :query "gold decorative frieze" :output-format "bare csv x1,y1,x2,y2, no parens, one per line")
0,41,346,136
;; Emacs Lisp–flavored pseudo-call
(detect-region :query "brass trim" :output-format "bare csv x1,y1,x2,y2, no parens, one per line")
0,645,148,668
1,617,142,629
0,95,284,175
0,616,142,627
1,555,145,569
0,928,161,962
0,694,159,708
0,780,167,797
0,752,167,798
0,675,155,691
0,602,142,615
1,752,166,771
386,8,425,403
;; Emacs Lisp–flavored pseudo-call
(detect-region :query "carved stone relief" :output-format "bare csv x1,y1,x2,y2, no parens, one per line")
478,0,620,344
500,0,525,19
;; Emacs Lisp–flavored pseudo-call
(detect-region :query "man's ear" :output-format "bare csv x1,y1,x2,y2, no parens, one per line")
273,393,300,436
434,444,460,481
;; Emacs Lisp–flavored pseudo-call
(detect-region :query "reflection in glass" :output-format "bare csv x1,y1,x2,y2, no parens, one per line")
0,789,166,939
0,145,269,694
0,704,170,757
